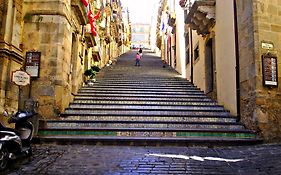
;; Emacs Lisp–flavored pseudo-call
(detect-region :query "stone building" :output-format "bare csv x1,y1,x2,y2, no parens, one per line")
22,0,90,118
156,0,186,77
237,0,281,141
131,23,151,49
0,0,24,122
0,0,130,120
171,0,281,142
98,0,130,67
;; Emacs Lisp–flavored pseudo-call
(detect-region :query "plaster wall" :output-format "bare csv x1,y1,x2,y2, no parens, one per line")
191,32,206,92
175,4,186,78
215,0,237,115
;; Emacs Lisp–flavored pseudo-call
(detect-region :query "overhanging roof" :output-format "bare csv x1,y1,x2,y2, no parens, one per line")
185,0,215,36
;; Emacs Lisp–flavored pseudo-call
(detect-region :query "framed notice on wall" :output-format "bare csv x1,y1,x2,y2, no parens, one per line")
25,52,41,78
262,54,278,86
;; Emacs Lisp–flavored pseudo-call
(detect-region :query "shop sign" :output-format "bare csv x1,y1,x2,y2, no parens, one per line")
262,54,278,86
12,70,30,86
25,51,41,78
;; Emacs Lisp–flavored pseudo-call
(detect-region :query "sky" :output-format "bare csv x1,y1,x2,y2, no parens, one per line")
121,0,159,24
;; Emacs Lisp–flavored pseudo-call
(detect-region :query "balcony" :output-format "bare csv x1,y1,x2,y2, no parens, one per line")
185,0,215,36
71,0,88,25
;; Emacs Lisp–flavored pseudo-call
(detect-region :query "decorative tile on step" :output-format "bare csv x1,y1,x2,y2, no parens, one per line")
63,110,230,116
60,115,237,123
72,100,218,106
68,104,226,111
45,122,244,130
37,129,256,139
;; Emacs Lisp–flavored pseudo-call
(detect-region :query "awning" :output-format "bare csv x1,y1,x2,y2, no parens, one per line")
185,0,215,36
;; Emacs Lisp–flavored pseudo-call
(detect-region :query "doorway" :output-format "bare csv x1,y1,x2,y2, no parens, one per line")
205,39,216,99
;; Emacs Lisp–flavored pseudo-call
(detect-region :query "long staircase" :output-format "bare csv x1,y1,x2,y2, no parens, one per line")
36,51,261,146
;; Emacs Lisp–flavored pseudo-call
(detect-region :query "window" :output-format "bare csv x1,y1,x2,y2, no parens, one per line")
186,48,190,64
194,45,199,60
139,27,144,33
185,32,189,46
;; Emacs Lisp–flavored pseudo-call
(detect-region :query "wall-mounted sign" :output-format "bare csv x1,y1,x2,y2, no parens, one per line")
25,51,41,78
12,70,30,86
261,42,274,50
262,54,278,86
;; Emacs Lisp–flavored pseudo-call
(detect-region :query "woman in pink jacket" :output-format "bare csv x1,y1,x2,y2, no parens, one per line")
135,52,141,66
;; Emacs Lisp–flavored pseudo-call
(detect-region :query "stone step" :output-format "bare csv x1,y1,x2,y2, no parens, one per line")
95,77,188,81
35,51,261,146
80,87,200,92
43,120,245,130
74,93,207,98
93,82,193,86
73,96,214,102
37,127,256,139
71,100,219,106
34,135,262,146
77,91,204,96
67,104,226,111
92,77,192,81
90,83,195,87
62,110,230,117
59,115,237,123
84,81,195,85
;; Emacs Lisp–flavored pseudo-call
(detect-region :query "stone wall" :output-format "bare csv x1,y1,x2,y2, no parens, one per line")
22,0,84,118
252,0,281,141
0,0,24,113
0,0,24,124
237,0,257,129
0,0,6,40
238,0,281,142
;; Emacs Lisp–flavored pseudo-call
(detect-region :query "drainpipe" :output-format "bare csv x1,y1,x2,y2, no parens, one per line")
190,28,193,84
233,0,241,122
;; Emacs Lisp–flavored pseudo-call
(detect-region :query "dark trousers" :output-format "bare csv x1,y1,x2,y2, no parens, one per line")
135,59,140,66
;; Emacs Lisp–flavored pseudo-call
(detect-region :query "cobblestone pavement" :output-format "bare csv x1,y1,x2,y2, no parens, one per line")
2,143,281,175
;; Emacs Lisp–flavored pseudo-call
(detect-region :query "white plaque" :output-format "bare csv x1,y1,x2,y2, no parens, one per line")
261,42,274,50
12,70,30,86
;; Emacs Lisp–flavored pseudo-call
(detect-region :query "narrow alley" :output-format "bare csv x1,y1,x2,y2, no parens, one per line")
3,51,281,175
36,50,259,145
1,0,281,174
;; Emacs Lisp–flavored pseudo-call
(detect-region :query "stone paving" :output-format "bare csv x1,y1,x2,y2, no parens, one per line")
3,143,281,175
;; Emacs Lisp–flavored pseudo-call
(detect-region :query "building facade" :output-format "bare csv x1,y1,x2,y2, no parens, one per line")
0,0,130,120
131,23,151,49
174,0,281,142
0,0,24,124
156,0,186,76
237,0,281,141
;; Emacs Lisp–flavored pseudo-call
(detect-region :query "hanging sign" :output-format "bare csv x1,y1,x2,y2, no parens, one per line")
262,54,278,86
12,70,30,86
25,51,41,78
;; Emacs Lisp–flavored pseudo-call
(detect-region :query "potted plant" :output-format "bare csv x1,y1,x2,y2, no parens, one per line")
91,65,100,72
84,69,96,86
